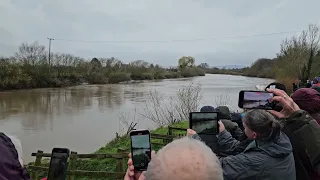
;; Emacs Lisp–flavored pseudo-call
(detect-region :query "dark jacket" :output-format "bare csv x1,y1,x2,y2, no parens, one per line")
0,133,30,180
216,106,244,140
281,110,320,180
218,130,296,180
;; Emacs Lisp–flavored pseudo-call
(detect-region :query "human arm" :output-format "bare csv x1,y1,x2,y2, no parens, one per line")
187,129,203,141
284,110,320,175
217,130,241,153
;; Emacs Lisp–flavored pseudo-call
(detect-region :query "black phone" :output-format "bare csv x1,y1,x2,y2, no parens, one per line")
238,90,275,110
189,112,219,135
47,148,70,180
130,130,152,171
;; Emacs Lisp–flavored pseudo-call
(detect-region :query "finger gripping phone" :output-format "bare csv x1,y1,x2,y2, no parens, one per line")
238,90,275,110
47,148,70,180
130,130,152,171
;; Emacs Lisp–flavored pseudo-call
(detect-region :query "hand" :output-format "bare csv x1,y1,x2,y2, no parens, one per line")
187,129,197,137
124,151,156,180
218,120,225,133
267,88,300,118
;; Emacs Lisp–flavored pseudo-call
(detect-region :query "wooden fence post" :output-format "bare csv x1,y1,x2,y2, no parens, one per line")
68,151,77,180
116,148,127,173
31,150,43,180
168,126,172,135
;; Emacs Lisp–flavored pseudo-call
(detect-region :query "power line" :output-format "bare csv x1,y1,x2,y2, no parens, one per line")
52,30,302,44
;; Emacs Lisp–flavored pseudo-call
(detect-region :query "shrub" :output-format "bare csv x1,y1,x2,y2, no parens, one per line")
130,71,154,80
153,71,166,79
86,73,108,84
108,72,131,83
180,67,198,77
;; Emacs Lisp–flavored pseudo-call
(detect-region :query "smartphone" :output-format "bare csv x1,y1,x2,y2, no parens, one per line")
130,130,152,171
189,112,219,135
47,148,70,180
238,90,275,110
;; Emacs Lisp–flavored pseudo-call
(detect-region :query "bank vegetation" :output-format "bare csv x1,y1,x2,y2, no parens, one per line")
0,45,204,90
200,24,320,91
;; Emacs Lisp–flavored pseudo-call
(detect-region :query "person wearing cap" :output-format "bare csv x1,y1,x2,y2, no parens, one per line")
267,88,320,180
291,88,320,125
265,82,288,93
200,106,243,141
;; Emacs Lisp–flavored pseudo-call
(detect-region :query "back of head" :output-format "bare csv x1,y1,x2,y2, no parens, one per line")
216,106,231,119
265,82,287,93
291,88,320,114
200,105,215,112
243,109,280,139
145,137,223,180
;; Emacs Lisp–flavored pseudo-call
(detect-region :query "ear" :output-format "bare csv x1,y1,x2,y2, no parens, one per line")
252,132,258,139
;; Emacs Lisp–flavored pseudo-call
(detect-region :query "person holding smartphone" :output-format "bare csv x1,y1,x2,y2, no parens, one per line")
124,137,223,180
267,88,320,180
189,109,296,180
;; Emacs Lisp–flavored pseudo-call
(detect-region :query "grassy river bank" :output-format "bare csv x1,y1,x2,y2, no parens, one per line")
28,121,188,180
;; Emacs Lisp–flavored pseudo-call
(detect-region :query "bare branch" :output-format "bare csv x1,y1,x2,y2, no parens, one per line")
140,83,202,127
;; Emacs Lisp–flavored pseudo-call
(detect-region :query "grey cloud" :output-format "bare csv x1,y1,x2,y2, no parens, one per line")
1,0,320,66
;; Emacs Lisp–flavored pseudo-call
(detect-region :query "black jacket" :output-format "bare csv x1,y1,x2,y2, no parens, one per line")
282,110,320,180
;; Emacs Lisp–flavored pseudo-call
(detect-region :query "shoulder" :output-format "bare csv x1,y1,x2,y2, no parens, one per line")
283,110,317,134
0,134,24,166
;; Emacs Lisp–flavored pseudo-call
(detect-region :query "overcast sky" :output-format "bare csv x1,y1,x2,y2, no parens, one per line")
1,0,319,66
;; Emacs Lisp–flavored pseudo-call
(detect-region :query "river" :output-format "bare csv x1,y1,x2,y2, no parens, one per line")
0,74,273,163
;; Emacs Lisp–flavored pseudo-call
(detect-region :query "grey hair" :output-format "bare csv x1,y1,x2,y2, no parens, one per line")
145,137,223,180
243,109,281,139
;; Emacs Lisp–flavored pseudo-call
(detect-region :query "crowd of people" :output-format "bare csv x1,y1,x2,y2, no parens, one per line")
125,83,320,180
295,77,320,93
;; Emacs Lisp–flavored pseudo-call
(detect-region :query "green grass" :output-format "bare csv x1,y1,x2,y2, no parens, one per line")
28,121,188,180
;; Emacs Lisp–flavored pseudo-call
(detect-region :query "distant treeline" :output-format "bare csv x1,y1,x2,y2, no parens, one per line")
199,24,320,90
0,43,204,90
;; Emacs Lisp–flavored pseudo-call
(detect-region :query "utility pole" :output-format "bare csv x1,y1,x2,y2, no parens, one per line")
47,38,54,72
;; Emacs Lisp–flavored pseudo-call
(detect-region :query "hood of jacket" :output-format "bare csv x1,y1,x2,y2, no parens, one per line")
216,106,231,119
245,132,292,158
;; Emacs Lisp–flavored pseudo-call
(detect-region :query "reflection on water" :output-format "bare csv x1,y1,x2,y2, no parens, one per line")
0,74,274,162
0,85,126,130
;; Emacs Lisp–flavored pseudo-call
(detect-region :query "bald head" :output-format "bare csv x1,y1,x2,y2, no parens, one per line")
145,137,223,180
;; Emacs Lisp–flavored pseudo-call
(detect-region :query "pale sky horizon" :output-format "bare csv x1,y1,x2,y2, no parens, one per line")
1,0,319,67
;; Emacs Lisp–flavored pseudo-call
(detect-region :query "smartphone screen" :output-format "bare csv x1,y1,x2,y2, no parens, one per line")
47,148,70,180
238,91,274,110
189,112,219,135
130,130,151,171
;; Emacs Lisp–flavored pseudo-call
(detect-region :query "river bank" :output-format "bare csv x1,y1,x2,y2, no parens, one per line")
27,121,188,180
0,61,205,91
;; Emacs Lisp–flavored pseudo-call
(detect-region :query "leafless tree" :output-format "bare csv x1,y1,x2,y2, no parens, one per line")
141,83,203,127
276,24,320,80
214,93,231,107
174,83,203,120
14,41,47,65
129,60,149,68
118,108,139,135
